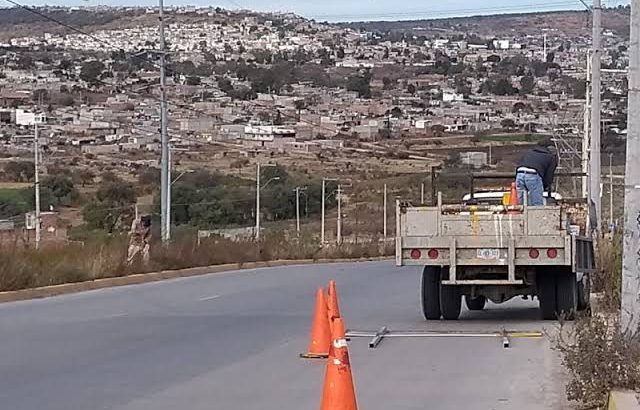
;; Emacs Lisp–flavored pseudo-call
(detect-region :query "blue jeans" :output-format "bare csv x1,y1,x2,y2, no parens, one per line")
516,172,544,206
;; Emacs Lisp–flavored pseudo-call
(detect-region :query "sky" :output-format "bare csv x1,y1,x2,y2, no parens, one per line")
10,0,632,22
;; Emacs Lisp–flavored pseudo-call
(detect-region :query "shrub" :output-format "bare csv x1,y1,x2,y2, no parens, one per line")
555,315,640,408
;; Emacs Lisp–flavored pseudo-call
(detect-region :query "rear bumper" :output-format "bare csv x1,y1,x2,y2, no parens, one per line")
398,235,572,267
396,235,573,285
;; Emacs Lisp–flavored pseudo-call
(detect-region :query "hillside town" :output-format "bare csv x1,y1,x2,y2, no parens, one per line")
0,5,631,243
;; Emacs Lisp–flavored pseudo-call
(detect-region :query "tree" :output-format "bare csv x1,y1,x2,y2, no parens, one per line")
185,76,201,86
3,161,34,182
346,71,372,98
501,118,517,129
390,107,403,118
492,78,518,96
41,175,77,206
546,52,555,64
82,176,136,232
382,76,393,90
487,55,501,64
431,124,446,137
520,75,536,95
32,89,49,104
76,169,95,187
407,83,416,95
80,61,105,86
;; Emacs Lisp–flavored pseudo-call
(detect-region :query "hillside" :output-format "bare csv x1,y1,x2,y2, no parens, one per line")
340,7,631,38
0,6,269,42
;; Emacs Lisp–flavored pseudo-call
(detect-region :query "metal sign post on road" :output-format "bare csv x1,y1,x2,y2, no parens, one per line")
622,0,640,335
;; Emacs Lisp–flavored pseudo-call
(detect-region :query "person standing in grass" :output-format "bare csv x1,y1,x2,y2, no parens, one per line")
127,215,151,265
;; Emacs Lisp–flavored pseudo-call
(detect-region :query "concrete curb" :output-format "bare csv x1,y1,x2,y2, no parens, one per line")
608,390,640,410
0,256,393,304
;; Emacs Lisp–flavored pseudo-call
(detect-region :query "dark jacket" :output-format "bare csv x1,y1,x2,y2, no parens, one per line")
517,146,558,190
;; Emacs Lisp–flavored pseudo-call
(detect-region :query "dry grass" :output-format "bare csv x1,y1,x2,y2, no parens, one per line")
0,230,392,292
554,315,640,409
594,234,622,312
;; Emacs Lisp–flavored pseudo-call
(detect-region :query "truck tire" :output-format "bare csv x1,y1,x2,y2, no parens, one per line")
537,273,557,320
440,270,461,320
556,271,577,320
465,295,486,311
576,273,591,312
421,266,441,320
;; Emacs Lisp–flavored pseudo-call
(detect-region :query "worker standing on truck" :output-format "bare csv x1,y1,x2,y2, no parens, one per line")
515,138,558,206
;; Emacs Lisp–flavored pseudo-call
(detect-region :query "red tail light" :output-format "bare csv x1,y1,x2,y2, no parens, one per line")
427,249,439,259
547,248,558,259
410,249,422,259
529,248,540,259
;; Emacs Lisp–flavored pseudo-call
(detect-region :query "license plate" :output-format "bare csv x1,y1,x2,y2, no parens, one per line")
477,248,500,260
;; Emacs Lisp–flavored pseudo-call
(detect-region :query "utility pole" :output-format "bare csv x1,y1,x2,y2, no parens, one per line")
337,184,342,245
321,178,337,245
543,33,548,59
159,0,170,244
383,184,387,240
609,153,614,229
622,0,640,334
295,186,301,235
321,178,326,244
255,162,261,241
34,121,40,249
166,142,171,240
583,52,592,199
591,0,603,231
255,163,278,241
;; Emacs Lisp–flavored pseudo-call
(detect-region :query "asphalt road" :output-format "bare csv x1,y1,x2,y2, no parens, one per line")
0,261,569,410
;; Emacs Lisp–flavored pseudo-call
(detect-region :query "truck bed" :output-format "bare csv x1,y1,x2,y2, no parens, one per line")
396,198,595,285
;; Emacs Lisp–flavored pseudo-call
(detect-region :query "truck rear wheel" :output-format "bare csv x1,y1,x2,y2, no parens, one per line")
556,271,577,320
537,273,557,320
440,270,461,320
576,273,591,312
421,266,441,320
465,295,486,311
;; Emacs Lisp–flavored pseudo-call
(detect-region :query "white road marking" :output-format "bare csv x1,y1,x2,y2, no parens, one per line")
105,313,128,319
199,295,221,302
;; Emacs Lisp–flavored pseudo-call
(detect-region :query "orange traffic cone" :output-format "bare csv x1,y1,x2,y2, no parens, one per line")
508,182,520,214
327,280,341,323
300,288,332,359
320,318,358,410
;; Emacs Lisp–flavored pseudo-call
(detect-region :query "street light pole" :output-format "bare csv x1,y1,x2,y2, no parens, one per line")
159,0,170,244
256,162,261,241
296,186,301,235
321,178,326,244
383,184,387,240
34,120,40,249
255,163,278,241
609,153,614,228
166,142,171,241
337,184,342,245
